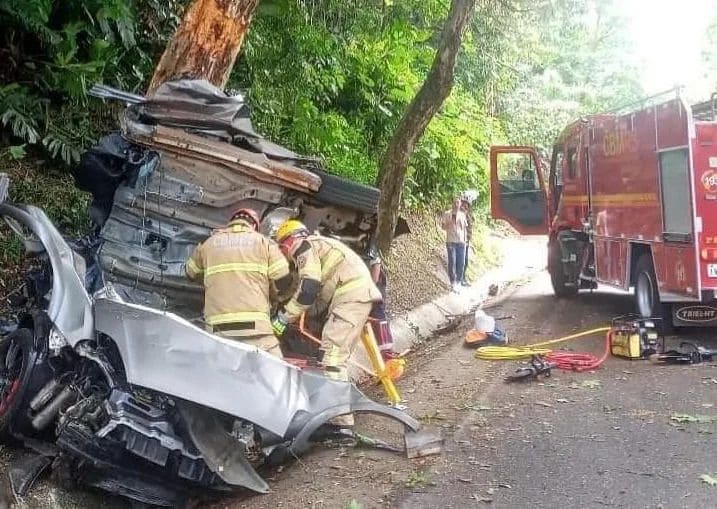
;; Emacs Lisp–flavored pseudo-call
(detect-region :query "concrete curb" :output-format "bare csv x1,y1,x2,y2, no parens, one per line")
349,236,547,381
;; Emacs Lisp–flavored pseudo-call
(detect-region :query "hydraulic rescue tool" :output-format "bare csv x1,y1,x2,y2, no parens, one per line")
504,355,557,383
649,342,716,364
295,312,405,406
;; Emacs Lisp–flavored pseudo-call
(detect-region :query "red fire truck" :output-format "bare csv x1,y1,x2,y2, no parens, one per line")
490,90,717,327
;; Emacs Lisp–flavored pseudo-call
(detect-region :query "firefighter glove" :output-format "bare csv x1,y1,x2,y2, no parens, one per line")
271,313,288,337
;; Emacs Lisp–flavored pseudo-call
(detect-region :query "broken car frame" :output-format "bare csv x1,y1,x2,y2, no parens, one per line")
0,83,429,506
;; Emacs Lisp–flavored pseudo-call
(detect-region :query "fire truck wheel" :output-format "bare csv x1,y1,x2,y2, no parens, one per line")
548,243,578,298
634,254,673,331
634,254,659,317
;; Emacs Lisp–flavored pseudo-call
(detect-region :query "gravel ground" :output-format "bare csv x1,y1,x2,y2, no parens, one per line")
384,212,502,315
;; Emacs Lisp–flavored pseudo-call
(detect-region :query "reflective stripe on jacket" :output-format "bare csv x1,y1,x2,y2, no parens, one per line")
186,221,290,336
284,235,382,322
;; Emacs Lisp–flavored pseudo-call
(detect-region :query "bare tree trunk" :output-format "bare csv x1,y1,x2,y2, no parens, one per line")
147,0,261,95
375,0,477,253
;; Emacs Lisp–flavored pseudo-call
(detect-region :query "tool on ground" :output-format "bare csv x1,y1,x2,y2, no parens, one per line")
465,309,508,347
474,326,611,372
609,315,662,359
504,355,557,383
295,312,404,406
649,341,716,364
404,427,444,459
311,426,403,453
361,324,403,406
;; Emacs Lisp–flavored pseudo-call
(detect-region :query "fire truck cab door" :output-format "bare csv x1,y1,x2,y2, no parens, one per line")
489,146,548,235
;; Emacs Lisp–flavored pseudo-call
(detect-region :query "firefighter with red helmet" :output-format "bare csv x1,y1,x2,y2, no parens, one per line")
185,208,292,358
272,220,382,422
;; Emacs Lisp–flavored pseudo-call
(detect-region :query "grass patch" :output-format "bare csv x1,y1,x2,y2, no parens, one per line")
405,470,432,489
1,155,90,297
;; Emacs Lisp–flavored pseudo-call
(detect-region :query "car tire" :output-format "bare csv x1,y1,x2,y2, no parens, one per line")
549,242,578,298
634,254,673,333
310,169,380,213
0,328,34,440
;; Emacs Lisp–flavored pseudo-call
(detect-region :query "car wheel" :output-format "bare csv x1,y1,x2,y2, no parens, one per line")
0,329,34,440
310,168,380,213
549,242,578,298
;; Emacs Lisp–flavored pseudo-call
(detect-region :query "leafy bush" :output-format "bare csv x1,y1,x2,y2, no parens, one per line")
0,0,182,165
0,0,643,220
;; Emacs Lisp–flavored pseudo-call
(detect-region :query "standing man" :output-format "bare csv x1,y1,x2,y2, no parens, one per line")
440,196,468,292
271,220,382,426
185,208,292,358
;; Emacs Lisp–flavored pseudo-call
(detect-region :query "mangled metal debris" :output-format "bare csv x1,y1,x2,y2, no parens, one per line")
0,81,430,507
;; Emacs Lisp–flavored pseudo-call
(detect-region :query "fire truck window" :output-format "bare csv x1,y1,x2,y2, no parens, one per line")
659,149,691,237
568,148,578,179
495,152,545,228
496,153,537,191
551,150,564,185
550,147,565,211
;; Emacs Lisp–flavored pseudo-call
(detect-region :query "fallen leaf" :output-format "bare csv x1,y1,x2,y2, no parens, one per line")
699,473,717,486
581,380,602,389
465,404,493,412
670,413,717,424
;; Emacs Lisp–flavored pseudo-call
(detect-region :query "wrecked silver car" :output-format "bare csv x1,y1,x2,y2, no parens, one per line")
0,82,420,507
74,80,408,315
0,179,421,506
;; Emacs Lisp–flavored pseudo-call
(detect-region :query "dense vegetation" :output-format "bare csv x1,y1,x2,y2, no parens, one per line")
1,0,643,215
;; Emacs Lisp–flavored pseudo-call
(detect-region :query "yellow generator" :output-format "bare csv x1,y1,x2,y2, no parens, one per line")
609,316,663,360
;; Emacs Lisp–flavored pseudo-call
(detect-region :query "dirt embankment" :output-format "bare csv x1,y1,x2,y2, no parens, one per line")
384,210,501,316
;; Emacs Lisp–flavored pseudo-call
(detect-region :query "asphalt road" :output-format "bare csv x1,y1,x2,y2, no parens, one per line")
393,273,717,509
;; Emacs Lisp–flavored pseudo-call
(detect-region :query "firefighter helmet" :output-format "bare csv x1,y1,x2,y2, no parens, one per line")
275,219,308,242
230,208,261,229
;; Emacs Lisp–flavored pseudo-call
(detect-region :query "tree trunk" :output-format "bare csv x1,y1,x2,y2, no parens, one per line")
147,0,261,95
374,0,477,253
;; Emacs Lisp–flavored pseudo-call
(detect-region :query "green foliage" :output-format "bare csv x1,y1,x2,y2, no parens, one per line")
0,0,183,165
238,0,640,208
236,0,491,203
0,0,644,217
702,14,717,93
492,0,643,148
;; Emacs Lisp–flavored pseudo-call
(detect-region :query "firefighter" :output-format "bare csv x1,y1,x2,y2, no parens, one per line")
185,208,292,358
271,220,382,423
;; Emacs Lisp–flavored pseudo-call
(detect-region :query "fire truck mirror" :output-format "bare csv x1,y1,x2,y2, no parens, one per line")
495,152,546,231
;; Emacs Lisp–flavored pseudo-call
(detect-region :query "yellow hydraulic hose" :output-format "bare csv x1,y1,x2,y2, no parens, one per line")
474,326,611,361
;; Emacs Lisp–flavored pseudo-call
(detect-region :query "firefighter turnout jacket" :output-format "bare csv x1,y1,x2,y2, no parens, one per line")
283,235,382,322
185,220,291,337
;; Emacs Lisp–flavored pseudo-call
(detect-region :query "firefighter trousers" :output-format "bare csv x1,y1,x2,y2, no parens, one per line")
321,300,373,426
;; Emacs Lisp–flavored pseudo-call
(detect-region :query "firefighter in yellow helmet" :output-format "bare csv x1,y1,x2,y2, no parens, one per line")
185,208,292,358
271,220,382,424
